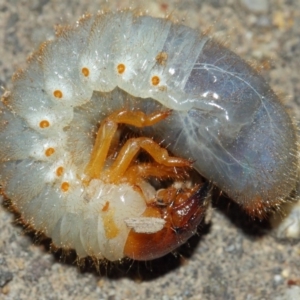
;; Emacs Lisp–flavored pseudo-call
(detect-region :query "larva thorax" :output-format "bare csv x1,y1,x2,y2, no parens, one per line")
0,10,298,262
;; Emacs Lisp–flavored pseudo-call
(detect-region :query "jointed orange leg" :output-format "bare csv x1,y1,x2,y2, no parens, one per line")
84,109,191,182
103,137,191,183
124,163,190,186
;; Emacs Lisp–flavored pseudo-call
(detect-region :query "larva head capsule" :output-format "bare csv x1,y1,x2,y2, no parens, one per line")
124,182,211,260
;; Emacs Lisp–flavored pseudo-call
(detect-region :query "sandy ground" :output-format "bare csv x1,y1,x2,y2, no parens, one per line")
1,0,300,299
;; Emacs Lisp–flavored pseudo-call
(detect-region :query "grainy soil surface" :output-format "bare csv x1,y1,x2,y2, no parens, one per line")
1,1,300,299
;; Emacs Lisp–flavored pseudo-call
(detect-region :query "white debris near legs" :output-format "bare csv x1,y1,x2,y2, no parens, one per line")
124,217,166,234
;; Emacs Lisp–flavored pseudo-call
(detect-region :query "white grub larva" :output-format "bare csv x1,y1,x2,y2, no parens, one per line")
0,10,298,262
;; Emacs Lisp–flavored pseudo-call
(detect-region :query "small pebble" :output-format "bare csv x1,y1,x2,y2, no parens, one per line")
240,0,269,14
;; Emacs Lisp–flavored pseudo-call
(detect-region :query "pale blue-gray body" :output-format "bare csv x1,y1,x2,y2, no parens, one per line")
101,36,298,210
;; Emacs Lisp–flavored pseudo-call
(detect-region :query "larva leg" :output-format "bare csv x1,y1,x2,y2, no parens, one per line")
124,163,189,185
84,116,118,179
105,137,191,183
124,182,211,261
84,109,189,181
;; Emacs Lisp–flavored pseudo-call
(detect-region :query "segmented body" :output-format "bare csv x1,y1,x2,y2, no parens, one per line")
0,11,297,261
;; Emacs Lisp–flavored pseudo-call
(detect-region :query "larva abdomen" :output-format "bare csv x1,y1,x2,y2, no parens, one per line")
0,10,297,262
138,39,298,215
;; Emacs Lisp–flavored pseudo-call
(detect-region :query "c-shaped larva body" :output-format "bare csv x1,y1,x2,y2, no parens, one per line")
0,11,298,261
